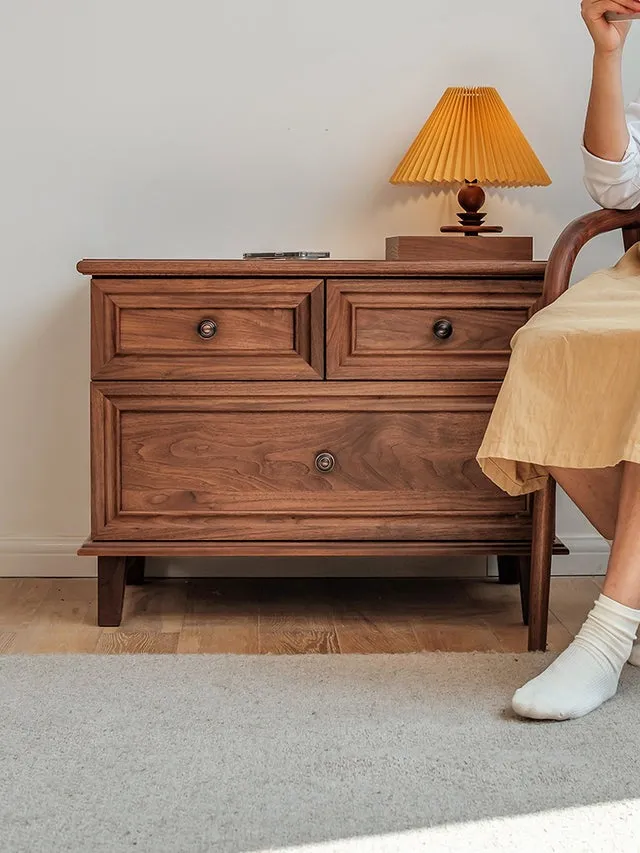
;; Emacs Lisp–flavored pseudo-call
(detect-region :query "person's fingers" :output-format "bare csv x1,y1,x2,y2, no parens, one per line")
587,0,640,15
585,0,638,13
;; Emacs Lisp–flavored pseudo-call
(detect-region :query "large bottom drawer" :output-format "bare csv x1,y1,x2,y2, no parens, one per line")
91,381,531,541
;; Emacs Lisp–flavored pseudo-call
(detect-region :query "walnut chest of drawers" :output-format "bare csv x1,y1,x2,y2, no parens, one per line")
77,259,564,650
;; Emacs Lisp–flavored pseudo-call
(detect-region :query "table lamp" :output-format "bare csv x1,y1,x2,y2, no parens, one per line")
389,87,551,237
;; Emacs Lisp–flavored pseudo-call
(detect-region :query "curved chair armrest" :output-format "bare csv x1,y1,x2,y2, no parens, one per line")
540,203,640,308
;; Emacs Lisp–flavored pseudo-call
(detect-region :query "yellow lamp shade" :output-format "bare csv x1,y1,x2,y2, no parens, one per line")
390,87,551,188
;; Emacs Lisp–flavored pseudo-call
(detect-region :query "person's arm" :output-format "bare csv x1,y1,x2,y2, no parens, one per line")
584,51,629,160
581,0,640,208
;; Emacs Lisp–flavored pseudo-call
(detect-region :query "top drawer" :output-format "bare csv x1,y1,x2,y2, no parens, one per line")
326,279,541,380
91,278,324,380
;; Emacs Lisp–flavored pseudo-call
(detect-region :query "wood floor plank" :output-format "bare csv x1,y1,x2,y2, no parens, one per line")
0,632,16,653
0,576,605,655
492,622,573,654
177,624,259,654
327,578,420,653
178,580,260,653
0,579,54,629
117,580,189,634
259,579,338,654
259,630,340,655
363,578,519,626
413,623,502,653
258,578,335,625
12,626,101,654
431,578,574,653
259,602,335,634
335,620,420,654
549,577,602,635
95,632,180,654
10,580,100,653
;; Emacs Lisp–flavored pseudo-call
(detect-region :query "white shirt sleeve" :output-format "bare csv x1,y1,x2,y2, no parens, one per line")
582,92,640,209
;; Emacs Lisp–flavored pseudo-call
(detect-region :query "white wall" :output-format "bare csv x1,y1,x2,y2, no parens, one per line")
0,0,634,576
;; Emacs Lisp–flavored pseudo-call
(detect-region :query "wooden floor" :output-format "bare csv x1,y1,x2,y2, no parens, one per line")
0,576,604,654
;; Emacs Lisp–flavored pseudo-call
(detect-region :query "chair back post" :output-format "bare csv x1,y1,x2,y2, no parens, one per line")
622,224,640,251
540,204,640,309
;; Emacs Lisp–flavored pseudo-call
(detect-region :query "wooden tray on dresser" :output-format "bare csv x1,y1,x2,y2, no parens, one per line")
77,259,568,650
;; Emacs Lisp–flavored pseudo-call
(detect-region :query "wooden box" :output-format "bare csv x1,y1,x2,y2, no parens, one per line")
386,235,534,262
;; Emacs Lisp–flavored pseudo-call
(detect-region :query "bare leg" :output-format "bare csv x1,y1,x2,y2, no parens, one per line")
602,462,640,608
548,464,623,541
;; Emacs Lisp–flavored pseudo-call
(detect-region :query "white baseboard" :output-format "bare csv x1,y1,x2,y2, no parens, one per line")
0,538,94,577
552,534,610,576
0,535,610,578
0,541,487,579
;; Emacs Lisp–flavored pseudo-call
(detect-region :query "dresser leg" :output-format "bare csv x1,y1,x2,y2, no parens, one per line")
528,480,556,651
497,555,530,625
97,556,127,627
519,556,531,627
126,556,146,585
496,555,519,584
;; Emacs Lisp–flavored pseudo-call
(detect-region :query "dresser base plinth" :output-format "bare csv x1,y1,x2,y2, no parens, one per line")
80,539,568,558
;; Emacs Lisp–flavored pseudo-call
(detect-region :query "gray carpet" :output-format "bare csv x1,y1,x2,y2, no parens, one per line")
2,654,640,853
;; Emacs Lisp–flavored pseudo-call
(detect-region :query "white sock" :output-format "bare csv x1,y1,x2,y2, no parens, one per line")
512,594,640,720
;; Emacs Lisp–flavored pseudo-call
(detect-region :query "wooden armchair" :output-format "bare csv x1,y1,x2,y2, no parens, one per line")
527,204,640,651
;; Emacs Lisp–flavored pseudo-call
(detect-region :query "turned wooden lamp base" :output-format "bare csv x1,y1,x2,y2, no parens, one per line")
441,180,503,236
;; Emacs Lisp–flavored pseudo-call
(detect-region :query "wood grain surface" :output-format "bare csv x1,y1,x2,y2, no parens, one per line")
326,279,539,380
91,278,324,380
385,235,534,261
89,382,531,542
77,259,547,278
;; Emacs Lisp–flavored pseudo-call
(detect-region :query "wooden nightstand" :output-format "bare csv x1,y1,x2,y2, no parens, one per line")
77,258,566,650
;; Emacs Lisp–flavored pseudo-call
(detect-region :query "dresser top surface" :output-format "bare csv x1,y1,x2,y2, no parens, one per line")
77,259,546,279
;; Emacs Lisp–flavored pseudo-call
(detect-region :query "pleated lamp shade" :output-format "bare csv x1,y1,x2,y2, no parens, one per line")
390,87,551,188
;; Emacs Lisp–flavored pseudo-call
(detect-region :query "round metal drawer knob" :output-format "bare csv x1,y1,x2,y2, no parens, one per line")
197,319,217,339
315,452,336,473
433,319,453,340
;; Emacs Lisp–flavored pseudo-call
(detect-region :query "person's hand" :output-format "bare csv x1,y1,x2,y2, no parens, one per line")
581,0,637,53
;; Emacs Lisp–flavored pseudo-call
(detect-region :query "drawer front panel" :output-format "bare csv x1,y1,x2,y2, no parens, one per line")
92,278,324,380
327,279,541,380
91,382,530,541
119,307,293,353
355,307,524,352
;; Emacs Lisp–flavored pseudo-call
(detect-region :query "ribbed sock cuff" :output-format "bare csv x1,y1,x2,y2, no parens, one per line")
598,593,640,623
573,594,640,675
